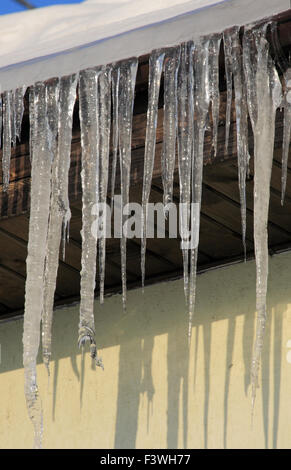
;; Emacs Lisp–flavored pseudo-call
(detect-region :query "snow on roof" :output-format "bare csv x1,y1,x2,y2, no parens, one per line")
0,0,289,91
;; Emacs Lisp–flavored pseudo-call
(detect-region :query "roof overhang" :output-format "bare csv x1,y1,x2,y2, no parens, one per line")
0,0,289,92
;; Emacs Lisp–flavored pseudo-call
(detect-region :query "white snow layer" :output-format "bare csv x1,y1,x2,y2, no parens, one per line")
0,0,289,92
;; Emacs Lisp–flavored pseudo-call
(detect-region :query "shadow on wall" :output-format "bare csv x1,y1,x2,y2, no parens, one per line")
111,283,286,449
0,255,289,448
110,256,287,449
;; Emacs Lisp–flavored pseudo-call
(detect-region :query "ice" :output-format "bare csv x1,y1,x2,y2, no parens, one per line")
2,90,12,192
118,58,138,309
10,91,16,148
161,46,180,212
177,42,194,302
14,86,26,142
23,81,54,449
208,34,221,156
41,78,60,375
78,67,103,367
243,26,282,411
16,21,286,444
223,33,233,153
281,68,291,205
224,26,250,257
98,65,112,304
42,74,77,375
141,49,165,289
46,78,60,154
0,96,2,149
188,37,211,341
110,65,120,207
8,86,26,154
269,23,290,205
29,86,35,161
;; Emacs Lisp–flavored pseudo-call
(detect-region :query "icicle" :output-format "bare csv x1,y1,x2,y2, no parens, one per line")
118,58,138,310
41,78,60,375
23,81,54,448
162,46,180,212
223,33,233,153
188,38,211,341
110,65,120,207
60,75,78,255
78,68,103,368
177,42,194,302
29,86,35,161
243,26,282,412
141,49,165,289
10,91,16,148
42,74,77,375
281,68,291,205
0,96,2,149
269,22,290,205
2,90,12,191
224,27,250,258
98,65,112,304
208,34,221,156
14,86,26,142
243,27,260,130
1,87,25,190
46,79,59,157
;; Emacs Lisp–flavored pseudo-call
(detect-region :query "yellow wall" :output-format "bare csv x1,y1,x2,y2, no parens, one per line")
1,251,291,449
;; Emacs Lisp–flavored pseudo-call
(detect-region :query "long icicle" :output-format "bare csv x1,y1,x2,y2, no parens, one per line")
0,96,2,149
162,46,180,213
98,65,112,304
177,42,194,303
281,68,291,205
119,58,138,310
2,90,12,192
188,38,211,341
243,26,282,412
42,78,60,375
141,49,165,289
29,86,35,161
46,78,60,156
224,27,250,258
78,68,103,368
23,82,53,448
10,90,16,148
42,74,77,375
110,65,120,208
224,34,233,153
209,34,221,157
269,22,291,205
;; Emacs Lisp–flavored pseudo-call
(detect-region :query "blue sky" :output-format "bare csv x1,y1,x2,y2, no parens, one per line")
0,0,84,15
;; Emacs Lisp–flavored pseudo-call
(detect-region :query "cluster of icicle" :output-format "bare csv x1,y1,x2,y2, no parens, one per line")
0,20,289,447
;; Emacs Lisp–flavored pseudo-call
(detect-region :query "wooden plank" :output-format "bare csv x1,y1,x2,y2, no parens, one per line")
203,153,291,247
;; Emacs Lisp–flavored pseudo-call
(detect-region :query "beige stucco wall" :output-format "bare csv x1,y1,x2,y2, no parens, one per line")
1,251,291,449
